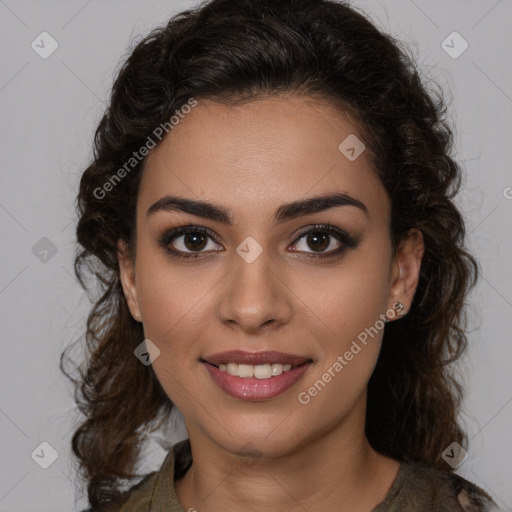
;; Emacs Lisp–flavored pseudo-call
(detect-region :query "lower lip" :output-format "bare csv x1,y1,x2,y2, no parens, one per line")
202,362,311,401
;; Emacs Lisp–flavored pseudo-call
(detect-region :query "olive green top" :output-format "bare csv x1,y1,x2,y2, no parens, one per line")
87,439,498,512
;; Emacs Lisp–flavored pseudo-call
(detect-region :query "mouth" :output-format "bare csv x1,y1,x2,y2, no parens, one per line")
201,350,313,400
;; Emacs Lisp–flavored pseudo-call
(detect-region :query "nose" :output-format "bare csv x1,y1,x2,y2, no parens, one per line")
216,246,293,334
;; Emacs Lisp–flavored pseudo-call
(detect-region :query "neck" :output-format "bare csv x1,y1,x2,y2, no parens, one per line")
175,400,400,512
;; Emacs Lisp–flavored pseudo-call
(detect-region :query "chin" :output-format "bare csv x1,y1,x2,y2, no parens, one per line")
207,419,312,460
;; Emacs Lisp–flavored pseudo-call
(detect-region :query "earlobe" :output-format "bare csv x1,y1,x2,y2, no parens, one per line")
388,228,425,320
117,239,142,322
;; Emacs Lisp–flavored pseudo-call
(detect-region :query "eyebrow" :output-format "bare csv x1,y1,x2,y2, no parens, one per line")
146,192,368,224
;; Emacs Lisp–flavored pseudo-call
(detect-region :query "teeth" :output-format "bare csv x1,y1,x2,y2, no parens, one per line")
271,363,283,376
226,363,238,376
254,364,272,379
238,364,254,378
218,362,296,378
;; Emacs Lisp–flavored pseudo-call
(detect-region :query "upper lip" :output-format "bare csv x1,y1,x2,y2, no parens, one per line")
202,350,312,367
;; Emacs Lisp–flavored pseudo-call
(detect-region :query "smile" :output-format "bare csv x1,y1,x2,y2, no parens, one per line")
218,362,294,379
201,350,312,400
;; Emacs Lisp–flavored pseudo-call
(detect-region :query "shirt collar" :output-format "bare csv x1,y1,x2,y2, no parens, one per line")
149,438,192,512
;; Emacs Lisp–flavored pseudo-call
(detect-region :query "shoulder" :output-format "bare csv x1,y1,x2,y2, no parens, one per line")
80,439,190,512
396,460,498,512
80,470,160,512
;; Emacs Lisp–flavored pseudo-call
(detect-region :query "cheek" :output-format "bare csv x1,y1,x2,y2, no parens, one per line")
290,243,392,352
133,252,220,410
135,249,214,352
290,243,392,411
138,275,207,414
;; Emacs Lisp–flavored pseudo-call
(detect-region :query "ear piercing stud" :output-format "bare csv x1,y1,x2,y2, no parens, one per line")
393,302,406,316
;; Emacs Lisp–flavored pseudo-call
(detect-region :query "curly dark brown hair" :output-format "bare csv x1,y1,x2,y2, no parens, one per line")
61,0,483,508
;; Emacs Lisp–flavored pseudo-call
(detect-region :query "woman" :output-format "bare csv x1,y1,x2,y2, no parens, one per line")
61,0,499,510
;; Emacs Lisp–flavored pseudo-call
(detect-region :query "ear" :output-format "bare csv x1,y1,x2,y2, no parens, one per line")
387,228,424,320
117,239,142,322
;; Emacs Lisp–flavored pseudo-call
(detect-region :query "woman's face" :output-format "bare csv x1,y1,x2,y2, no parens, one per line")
118,94,423,457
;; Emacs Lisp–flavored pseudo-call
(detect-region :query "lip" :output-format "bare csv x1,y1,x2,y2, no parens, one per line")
201,350,312,401
202,350,310,366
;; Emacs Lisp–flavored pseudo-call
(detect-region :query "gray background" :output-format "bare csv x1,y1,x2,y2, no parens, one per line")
0,0,511,510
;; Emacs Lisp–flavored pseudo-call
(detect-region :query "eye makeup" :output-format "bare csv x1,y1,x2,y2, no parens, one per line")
157,222,359,261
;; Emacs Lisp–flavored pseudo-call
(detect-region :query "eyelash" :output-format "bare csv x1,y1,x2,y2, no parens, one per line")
157,223,358,260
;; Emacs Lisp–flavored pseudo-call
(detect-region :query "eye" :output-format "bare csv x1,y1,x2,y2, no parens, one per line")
158,226,223,259
158,223,358,260
289,224,357,259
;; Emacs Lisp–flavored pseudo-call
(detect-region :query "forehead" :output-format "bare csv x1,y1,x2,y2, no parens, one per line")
138,95,389,225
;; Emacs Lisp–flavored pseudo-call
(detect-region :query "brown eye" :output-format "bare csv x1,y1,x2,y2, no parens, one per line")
305,232,332,252
158,226,223,259
289,224,358,259
181,232,208,251
292,231,340,254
